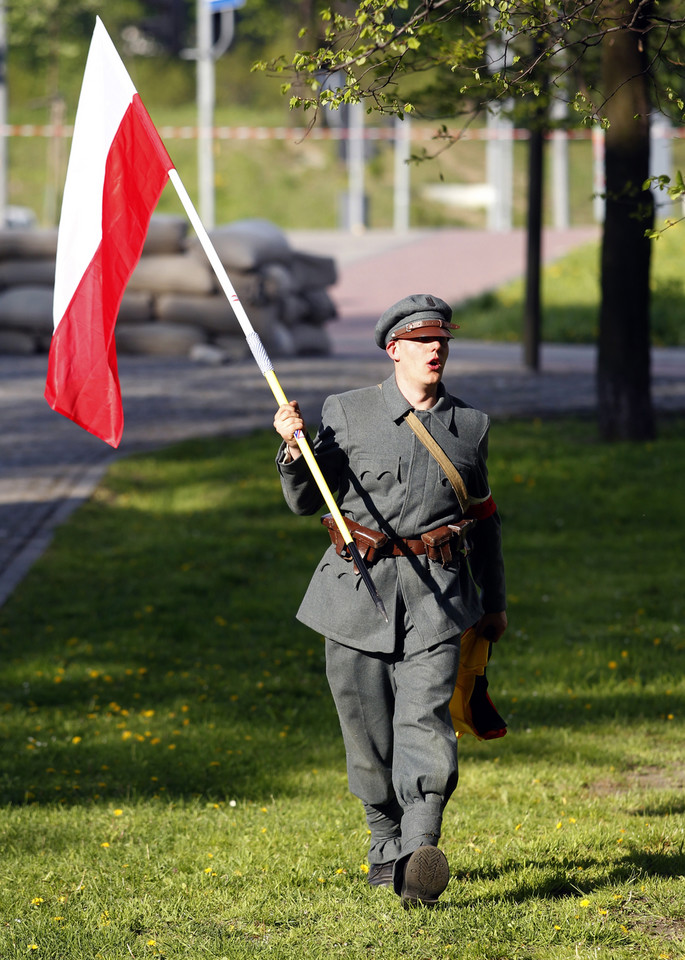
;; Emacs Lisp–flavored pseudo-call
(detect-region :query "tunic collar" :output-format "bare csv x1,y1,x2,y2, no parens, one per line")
380,373,455,430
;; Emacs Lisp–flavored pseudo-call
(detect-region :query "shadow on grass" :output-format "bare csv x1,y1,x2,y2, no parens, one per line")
2,425,684,810
0,435,347,807
450,848,685,908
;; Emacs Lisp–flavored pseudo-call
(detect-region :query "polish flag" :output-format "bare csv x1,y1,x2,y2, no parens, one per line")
45,17,174,447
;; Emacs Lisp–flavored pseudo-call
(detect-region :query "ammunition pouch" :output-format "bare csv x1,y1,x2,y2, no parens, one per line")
321,515,477,573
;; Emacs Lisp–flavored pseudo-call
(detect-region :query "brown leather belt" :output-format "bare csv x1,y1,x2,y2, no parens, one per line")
321,514,476,570
387,537,428,557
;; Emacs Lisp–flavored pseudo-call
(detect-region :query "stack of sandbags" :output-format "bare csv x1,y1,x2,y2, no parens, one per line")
0,216,338,360
0,228,58,355
181,217,337,359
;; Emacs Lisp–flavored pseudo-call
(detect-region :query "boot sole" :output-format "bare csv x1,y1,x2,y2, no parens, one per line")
401,846,449,907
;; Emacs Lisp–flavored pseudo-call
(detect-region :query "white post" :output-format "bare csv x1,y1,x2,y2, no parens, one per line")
486,9,513,232
347,100,365,233
197,0,215,229
650,112,673,218
0,2,7,227
550,99,570,229
393,115,411,233
592,126,605,223
486,110,513,232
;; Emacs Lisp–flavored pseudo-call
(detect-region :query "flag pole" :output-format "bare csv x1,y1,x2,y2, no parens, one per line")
167,169,388,623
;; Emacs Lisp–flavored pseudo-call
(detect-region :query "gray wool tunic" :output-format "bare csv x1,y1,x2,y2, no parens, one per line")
277,373,506,653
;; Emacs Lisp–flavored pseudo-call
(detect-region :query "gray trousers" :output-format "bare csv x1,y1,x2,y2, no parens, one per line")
325,630,460,866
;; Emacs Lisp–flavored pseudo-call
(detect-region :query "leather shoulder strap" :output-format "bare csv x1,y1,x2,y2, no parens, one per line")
404,410,470,513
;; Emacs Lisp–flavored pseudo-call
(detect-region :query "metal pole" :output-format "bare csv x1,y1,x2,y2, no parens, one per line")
393,115,411,233
0,2,7,227
347,100,365,233
550,99,570,229
592,126,605,223
486,9,513,232
197,0,215,229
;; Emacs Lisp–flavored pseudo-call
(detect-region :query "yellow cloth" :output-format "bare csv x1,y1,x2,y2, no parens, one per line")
449,627,491,739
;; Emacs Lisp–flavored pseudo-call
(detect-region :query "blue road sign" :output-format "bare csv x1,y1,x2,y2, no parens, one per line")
206,0,246,11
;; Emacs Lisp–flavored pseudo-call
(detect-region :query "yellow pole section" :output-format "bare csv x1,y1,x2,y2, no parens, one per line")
264,369,354,547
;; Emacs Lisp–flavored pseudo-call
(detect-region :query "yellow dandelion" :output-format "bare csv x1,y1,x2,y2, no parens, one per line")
28,946,38,951
71,736,82,744
360,863,369,874
31,897,45,905
113,809,123,816
608,661,617,670
579,899,590,908
101,842,110,848
147,941,156,947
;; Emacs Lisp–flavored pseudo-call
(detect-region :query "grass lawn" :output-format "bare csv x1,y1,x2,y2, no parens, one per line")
453,221,685,346
1,420,684,959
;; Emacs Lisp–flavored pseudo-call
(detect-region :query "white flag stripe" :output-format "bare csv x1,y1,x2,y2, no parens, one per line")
53,17,136,330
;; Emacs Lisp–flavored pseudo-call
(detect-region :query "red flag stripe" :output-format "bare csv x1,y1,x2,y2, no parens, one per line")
45,94,172,447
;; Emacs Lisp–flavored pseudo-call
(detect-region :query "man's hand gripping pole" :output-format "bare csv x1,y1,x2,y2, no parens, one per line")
167,169,388,623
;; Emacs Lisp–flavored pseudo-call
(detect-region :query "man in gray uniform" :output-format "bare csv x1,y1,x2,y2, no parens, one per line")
274,294,506,907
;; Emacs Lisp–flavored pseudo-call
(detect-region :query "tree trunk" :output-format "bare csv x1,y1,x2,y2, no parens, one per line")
598,0,655,441
523,122,545,371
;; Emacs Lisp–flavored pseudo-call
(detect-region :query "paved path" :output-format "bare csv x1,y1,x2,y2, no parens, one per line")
1,226,684,606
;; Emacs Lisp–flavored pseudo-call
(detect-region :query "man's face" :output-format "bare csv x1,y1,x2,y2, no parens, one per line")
386,334,450,389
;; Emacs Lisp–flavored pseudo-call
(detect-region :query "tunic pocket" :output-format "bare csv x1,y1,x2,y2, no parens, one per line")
349,458,401,515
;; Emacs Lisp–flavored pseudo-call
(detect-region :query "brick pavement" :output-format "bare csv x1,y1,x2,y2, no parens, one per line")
1,227,684,607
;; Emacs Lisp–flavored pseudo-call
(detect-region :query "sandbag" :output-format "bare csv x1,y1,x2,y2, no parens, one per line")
0,286,53,332
280,293,310,327
128,255,215,296
189,218,292,271
142,215,189,256
290,250,337,290
119,292,154,324
0,258,55,288
261,261,294,300
0,228,58,260
115,322,207,356
301,287,337,324
155,293,239,334
0,329,36,354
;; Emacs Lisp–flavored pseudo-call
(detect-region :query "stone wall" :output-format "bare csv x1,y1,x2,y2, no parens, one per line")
0,216,337,361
